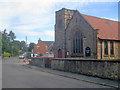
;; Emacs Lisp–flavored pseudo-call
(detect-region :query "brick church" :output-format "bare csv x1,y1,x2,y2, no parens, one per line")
54,8,120,59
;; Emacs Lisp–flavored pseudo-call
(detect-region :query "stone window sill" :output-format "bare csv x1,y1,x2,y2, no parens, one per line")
104,55,108,57
110,55,114,57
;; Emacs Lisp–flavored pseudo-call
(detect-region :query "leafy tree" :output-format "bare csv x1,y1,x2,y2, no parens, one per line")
13,40,21,49
20,41,26,51
28,43,34,52
2,29,10,54
13,45,19,56
8,30,16,42
2,29,19,56
2,29,27,57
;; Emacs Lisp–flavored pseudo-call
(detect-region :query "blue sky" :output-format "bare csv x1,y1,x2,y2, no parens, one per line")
0,0,119,44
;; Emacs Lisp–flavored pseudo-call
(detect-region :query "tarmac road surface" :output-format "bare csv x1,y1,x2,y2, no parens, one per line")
2,57,114,88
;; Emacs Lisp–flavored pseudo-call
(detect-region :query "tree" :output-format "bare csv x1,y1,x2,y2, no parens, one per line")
2,29,28,57
2,29,19,56
2,29,10,54
13,40,21,50
28,43,34,52
20,41,26,51
13,44,19,56
8,30,16,42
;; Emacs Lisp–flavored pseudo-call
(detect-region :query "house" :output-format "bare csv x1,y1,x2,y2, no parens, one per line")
34,38,54,56
54,8,120,59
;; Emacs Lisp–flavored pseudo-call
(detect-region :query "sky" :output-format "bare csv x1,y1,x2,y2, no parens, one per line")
0,0,119,44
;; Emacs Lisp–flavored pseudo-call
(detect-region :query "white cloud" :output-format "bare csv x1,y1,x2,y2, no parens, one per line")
1,0,119,2
15,30,40,36
14,30,55,37
44,30,54,37
101,17,118,21
0,1,55,30
13,24,54,37
0,0,118,42
14,25,41,31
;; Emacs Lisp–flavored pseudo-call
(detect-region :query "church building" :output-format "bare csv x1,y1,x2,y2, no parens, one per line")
54,8,120,59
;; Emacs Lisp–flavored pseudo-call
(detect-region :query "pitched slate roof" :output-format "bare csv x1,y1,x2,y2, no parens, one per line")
43,41,54,47
82,14,119,40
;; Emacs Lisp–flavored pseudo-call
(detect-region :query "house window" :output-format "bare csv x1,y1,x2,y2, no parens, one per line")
110,41,114,55
37,46,40,49
73,31,83,57
104,41,108,55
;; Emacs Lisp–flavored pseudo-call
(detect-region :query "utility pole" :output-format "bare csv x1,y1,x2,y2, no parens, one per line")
26,36,27,59
65,29,66,58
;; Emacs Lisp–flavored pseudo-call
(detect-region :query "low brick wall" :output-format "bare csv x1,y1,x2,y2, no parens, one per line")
29,57,52,68
51,58,120,80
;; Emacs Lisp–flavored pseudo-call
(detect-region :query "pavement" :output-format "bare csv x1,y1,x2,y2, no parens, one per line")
2,57,119,88
24,64,119,88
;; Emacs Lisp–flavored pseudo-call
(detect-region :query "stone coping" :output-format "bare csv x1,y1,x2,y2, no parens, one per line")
31,57,120,62
52,58,120,62
31,57,53,59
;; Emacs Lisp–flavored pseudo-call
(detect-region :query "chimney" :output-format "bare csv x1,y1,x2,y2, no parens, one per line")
38,38,41,43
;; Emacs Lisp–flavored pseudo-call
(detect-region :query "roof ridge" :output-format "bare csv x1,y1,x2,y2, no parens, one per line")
82,14,118,22
43,41,54,42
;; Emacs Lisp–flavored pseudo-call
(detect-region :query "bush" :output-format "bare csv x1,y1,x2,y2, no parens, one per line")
4,52,11,57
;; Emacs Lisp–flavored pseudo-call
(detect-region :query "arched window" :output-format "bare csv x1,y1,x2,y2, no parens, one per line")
110,41,114,55
104,41,108,55
72,31,83,57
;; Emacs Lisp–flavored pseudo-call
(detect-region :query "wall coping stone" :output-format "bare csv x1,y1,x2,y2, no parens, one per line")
52,58,120,62
31,57,53,59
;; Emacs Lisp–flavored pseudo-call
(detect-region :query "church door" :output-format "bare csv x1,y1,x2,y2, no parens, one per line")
58,49,62,58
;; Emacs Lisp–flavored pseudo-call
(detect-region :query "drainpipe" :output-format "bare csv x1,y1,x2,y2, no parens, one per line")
65,29,66,58
101,40,102,59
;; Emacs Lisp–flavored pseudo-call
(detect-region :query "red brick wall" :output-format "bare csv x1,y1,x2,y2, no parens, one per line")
34,40,48,55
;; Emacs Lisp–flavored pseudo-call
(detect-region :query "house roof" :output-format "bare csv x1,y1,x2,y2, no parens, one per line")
43,41,54,47
82,14,119,40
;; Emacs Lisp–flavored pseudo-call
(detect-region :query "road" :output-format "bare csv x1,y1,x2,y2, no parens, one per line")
2,57,113,88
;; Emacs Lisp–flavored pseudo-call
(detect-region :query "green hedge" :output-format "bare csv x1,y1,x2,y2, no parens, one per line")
4,52,11,57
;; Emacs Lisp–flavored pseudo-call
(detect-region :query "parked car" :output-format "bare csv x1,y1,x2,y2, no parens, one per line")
19,54,25,59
